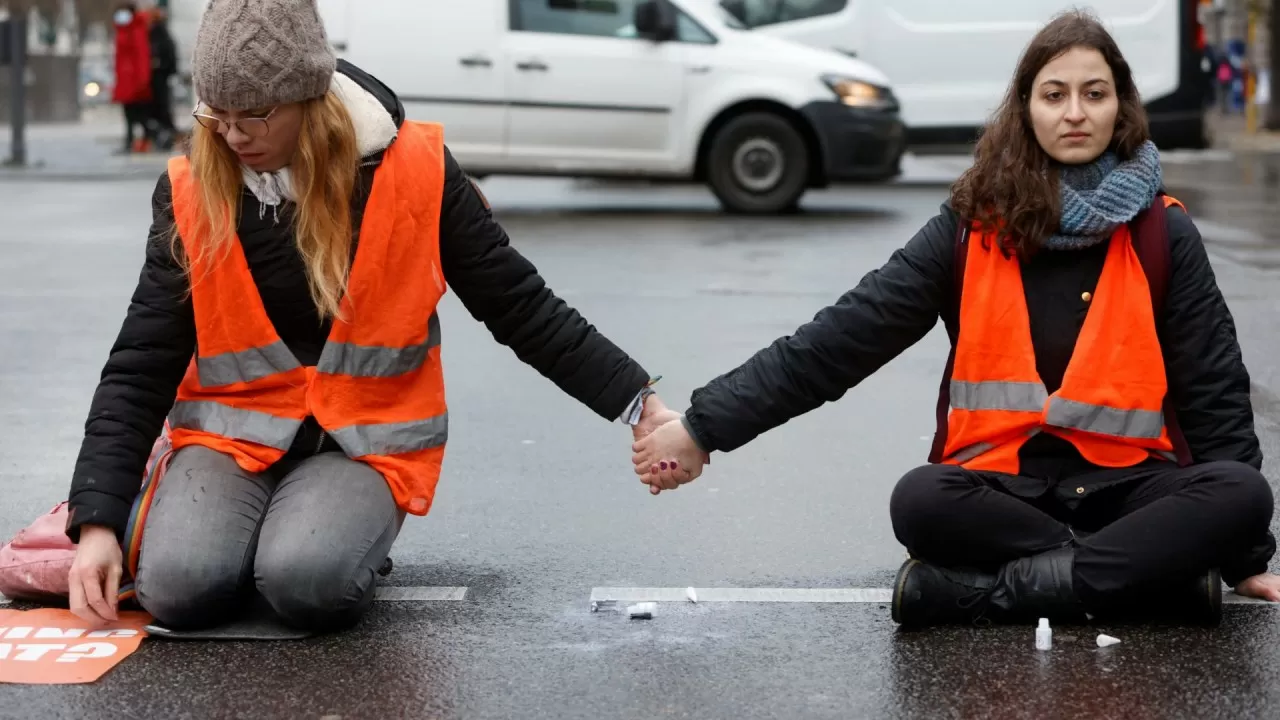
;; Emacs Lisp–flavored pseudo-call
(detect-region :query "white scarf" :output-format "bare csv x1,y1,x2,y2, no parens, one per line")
239,72,399,215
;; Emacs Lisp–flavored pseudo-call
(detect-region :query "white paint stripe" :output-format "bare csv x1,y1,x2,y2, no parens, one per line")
590,587,893,604
374,586,468,602
592,587,1280,606
0,588,465,607
1224,593,1280,605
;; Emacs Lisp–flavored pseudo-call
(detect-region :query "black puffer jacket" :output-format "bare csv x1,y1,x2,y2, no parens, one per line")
67,61,650,541
682,201,1263,479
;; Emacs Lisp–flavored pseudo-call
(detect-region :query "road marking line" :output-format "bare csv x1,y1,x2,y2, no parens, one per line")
591,587,1279,606
374,586,468,601
0,588,467,607
591,588,893,603
1224,594,1279,605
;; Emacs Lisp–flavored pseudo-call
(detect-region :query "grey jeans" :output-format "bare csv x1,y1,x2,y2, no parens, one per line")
134,446,405,631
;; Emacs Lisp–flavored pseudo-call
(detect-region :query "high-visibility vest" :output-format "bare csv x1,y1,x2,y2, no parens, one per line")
164,120,450,516
941,195,1185,474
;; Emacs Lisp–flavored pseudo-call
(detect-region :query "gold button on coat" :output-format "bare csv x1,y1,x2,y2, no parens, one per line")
1081,291,1093,303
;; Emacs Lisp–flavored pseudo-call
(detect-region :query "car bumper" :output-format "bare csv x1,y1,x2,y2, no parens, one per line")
800,101,906,183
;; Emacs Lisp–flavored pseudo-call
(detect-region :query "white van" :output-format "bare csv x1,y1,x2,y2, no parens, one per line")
721,0,1211,150
312,0,906,213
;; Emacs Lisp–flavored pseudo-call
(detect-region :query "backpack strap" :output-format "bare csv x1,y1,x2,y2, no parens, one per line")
928,219,968,464
1129,193,1194,467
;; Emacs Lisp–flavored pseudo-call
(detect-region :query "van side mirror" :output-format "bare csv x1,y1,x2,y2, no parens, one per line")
634,0,677,42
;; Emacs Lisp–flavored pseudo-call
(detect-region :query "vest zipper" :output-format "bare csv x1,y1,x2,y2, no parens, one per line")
315,429,326,455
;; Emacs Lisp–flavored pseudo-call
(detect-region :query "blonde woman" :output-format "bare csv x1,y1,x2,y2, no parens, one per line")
65,0,672,632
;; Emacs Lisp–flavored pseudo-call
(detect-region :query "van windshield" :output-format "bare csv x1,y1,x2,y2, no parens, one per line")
685,0,747,29
718,0,844,29
715,6,747,29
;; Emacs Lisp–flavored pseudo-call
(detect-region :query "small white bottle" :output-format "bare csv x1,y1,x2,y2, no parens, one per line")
1035,618,1052,650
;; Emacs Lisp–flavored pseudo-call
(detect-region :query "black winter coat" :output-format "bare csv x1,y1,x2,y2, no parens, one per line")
682,202,1263,480
67,62,650,541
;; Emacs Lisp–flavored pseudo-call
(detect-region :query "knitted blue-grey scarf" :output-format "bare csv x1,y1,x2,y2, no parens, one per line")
1045,139,1163,250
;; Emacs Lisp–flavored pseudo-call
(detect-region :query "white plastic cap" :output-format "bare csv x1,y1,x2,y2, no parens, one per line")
1038,618,1050,629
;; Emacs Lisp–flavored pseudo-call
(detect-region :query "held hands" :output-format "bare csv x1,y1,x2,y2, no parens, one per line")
632,413,709,495
633,392,680,443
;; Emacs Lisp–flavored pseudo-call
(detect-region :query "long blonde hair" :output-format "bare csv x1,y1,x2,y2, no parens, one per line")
172,91,361,320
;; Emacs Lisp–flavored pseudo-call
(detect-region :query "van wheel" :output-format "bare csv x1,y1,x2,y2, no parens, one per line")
706,112,810,214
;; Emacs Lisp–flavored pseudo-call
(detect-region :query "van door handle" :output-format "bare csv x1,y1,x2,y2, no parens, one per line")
459,55,492,68
516,60,549,72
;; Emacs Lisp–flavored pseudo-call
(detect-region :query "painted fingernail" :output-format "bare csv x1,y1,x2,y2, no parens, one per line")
660,462,668,470
671,460,679,468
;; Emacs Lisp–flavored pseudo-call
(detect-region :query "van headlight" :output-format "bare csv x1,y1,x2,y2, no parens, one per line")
822,75,895,110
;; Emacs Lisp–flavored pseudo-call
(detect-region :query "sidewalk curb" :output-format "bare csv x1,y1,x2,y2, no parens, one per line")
0,163,170,182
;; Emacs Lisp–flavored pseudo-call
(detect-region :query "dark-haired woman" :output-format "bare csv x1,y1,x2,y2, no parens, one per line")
631,10,1280,627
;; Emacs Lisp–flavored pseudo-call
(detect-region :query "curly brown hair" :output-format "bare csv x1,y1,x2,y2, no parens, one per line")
949,9,1151,258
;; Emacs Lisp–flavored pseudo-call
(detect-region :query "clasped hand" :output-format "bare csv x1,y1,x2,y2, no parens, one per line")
631,394,709,495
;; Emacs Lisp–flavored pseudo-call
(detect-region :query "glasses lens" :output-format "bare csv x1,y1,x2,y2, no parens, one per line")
240,119,270,138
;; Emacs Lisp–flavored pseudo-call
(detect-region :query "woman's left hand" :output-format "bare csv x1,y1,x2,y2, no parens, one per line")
1235,573,1280,602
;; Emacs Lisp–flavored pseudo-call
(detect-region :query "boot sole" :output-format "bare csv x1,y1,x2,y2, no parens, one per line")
1200,568,1223,627
891,558,921,626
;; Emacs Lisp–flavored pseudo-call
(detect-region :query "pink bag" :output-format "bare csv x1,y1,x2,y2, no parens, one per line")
0,421,175,603
0,502,76,601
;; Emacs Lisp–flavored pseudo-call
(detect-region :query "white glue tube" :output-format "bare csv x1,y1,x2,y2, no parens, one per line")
1035,618,1052,650
627,602,656,619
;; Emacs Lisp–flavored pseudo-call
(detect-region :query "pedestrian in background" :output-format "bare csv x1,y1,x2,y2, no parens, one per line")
64,0,675,634
111,3,152,153
635,9,1280,626
145,5,179,151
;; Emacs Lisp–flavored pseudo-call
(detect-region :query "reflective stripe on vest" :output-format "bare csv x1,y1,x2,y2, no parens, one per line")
950,380,1166,440
197,339,302,387
1044,396,1165,440
317,312,441,378
169,400,302,451
330,412,449,457
941,196,1181,472
950,380,1047,413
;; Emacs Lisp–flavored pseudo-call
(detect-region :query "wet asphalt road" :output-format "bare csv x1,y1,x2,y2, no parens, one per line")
2,163,1279,719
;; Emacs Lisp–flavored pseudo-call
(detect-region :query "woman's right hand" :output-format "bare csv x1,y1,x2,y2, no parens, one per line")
68,525,123,625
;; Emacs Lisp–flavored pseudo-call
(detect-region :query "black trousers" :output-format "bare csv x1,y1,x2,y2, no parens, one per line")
889,460,1275,610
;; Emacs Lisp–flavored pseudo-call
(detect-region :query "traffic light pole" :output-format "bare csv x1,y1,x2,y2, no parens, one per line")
5,10,26,167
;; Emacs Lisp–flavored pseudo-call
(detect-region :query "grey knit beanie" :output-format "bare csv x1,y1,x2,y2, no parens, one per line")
192,0,336,111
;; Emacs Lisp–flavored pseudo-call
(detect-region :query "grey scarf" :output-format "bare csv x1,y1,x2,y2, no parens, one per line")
1044,140,1163,251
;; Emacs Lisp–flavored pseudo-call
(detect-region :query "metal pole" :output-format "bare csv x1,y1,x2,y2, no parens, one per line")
1246,9,1257,133
6,6,27,166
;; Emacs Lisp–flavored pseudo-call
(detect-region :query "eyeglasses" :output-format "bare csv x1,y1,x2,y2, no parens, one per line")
191,105,277,138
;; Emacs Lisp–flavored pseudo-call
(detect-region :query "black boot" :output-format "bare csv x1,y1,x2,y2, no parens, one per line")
891,558,998,628
986,546,1087,624
893,547,1085,629
1093,567,1222,627
1191,568,1224,626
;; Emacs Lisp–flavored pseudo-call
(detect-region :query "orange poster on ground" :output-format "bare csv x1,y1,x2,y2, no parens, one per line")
0,608,152,684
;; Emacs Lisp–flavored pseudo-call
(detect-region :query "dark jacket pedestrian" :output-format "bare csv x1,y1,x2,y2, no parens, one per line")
633,9,1280,626
145,7,179,147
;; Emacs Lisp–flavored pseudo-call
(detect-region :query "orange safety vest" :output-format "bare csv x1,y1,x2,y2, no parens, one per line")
941,195,1185,474
164,121,450,516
